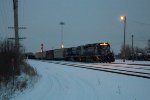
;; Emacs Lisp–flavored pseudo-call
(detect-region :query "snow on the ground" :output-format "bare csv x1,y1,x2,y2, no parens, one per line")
11,60,150,100
115,59,150,65
80,62,150,75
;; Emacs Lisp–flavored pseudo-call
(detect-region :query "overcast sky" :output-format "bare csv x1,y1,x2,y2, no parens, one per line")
0,0,150,54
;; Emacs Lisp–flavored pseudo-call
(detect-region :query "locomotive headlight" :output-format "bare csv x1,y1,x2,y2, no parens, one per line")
100,43,108,46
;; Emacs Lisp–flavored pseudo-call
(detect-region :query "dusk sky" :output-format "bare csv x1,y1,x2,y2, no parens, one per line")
0,0,150,54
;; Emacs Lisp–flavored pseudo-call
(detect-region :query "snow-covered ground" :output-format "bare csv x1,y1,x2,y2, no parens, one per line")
115,59,150,65
11,60,150,100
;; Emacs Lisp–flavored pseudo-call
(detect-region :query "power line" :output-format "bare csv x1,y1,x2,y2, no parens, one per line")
133,21,150,26
128,19,150,26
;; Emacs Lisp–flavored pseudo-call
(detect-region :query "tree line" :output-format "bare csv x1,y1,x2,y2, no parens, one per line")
117,39,150,61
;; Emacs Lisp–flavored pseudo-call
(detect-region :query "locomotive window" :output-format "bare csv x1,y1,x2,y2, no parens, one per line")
102,46,110,50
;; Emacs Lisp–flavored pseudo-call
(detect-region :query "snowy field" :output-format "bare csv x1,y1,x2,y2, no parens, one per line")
115,59,150,65
11,60,150,100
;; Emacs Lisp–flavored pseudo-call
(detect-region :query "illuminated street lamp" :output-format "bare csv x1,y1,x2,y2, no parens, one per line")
60,22,65,48
120,15,126,62
120,16,125,21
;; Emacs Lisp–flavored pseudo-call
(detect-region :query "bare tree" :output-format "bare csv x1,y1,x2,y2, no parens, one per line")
147,39,150,50
119,44,132,59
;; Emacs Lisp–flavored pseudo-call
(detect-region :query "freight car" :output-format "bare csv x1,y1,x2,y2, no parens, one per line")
54,49,66,60
45,50,54,60
35,51,46,59
35,42,115,63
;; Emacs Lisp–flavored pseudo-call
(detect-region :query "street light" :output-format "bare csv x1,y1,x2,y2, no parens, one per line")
60,22,65,48
120,15,126,62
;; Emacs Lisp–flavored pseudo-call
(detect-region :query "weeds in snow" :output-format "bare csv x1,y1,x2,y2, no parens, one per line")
0,61,39,100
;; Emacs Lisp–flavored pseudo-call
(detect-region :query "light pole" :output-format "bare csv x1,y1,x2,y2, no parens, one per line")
60,22,65,48
131,35,134,62
120,16,126,62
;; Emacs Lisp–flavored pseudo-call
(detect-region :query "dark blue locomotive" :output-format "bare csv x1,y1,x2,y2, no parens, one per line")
65,42,115,62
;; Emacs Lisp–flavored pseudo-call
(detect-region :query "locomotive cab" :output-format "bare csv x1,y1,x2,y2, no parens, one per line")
97,43,110,54
96,43,115,62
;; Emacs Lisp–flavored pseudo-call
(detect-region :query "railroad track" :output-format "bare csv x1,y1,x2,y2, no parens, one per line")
43,60,150,79
93,63,150,70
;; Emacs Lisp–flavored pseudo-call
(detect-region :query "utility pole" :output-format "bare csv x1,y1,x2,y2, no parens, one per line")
8,0,27,83
12,0,26,74
13,0,20,74
13,0,19,51
132,35,134,62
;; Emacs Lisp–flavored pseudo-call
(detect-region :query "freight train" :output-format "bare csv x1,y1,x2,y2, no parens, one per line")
34,42,115,63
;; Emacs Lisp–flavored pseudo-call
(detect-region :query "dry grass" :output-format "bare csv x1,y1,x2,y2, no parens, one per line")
0,39,38,100
21,61,37,77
